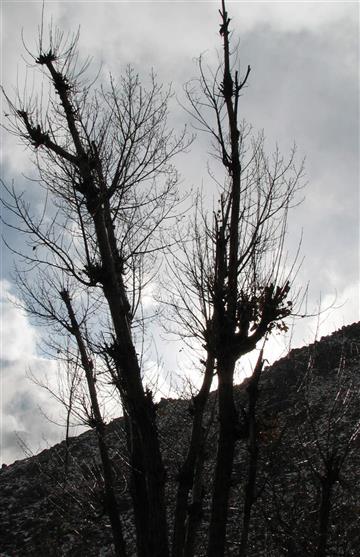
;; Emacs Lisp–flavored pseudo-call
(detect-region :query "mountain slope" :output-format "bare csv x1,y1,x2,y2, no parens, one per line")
1,323,359,556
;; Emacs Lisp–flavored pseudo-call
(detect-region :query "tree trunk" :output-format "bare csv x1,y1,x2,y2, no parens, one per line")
207,358,238,557
123,416,149,557
315,475,335,557
238,443,258,557
238,351,263,557
36,55,170,557
64,391,72,478
183,438,207,557
60,290,128,557
96,428,128,557
172,355,214,557
92,208,169,557
135,395,169,557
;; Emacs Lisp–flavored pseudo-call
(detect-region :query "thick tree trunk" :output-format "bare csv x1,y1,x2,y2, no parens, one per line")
238,352,263,557
92,206,169,557
315,475,335,557
36,58,169,557
207,358,238,557
123,416,149,557
172,355,214,557
134,395,169,557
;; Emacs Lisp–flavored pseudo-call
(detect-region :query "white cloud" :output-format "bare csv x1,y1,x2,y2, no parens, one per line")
0,279,37,360
0,280,65,465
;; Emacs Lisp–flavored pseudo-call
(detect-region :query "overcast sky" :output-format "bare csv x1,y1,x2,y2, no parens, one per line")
1,1,359,465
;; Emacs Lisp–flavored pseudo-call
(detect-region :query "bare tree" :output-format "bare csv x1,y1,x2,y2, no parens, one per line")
238,348,265,557
2,2,308,556
162,2,303,555
60,288,127,556
2,22,189,557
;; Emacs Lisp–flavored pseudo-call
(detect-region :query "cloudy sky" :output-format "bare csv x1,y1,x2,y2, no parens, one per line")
1,1,359,465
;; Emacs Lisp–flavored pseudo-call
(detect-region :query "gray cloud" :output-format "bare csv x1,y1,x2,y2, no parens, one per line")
1,1,358,462
232,19,359,307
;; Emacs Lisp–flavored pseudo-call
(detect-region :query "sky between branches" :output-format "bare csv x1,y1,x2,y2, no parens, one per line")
0,0,359,465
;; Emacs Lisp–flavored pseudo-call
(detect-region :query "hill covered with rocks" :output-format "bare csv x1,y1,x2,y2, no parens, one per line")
1,323,359,556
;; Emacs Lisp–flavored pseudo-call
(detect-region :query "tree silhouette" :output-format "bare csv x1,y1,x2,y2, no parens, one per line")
2,2,308,556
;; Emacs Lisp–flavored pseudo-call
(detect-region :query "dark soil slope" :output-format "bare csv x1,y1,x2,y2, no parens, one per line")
1,323,359,556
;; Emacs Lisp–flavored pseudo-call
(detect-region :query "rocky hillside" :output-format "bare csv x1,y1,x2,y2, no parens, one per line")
1,323,359,556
